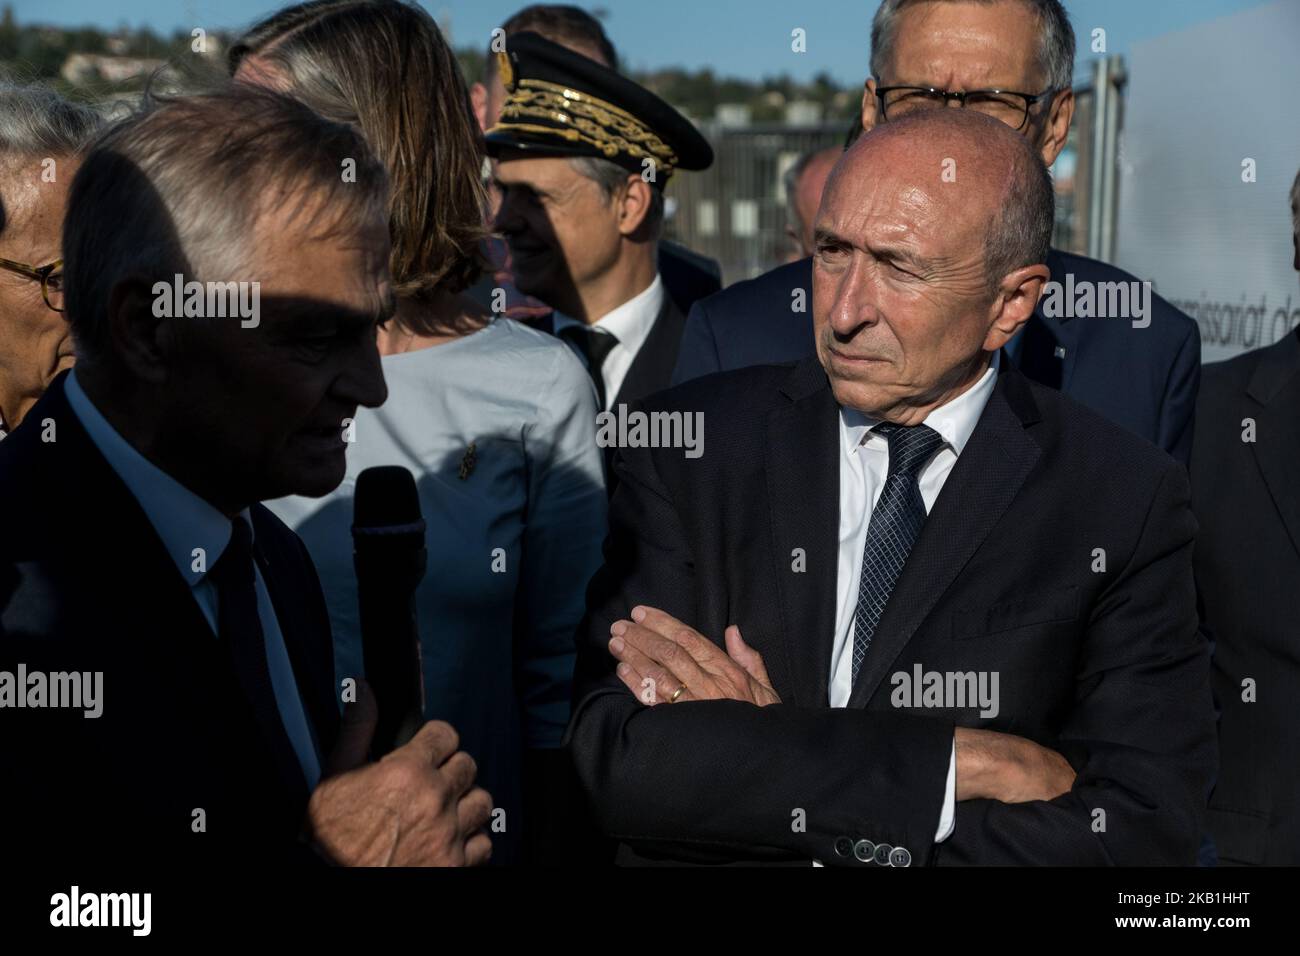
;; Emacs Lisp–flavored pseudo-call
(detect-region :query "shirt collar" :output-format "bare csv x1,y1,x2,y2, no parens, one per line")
552,274,665,356
840,350,1001,457
64,369,248,587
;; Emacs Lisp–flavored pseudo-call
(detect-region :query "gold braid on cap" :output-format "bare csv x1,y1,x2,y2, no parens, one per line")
491,77,678,175
496,50,513,88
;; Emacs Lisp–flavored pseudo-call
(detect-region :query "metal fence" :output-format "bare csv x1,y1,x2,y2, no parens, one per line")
664,121,849,284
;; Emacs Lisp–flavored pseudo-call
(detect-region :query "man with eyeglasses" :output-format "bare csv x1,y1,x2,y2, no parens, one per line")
0,84,100,439
672,0,1201,466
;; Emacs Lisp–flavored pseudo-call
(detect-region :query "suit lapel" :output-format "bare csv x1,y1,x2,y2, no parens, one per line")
1017,313,1074,392
1247,332,1300,562
251,505,337,764
21,377,238,795
38,376,318,802
846,366,1044,709
612,297,686,408
38,375,216,657
764,358,840,707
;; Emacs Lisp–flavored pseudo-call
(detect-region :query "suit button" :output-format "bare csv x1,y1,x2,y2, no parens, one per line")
890,846,912,868
873,843,893,866
834,837,854,857
853,839,875,863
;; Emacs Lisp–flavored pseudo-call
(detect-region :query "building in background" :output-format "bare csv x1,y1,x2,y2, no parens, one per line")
666,119,846,282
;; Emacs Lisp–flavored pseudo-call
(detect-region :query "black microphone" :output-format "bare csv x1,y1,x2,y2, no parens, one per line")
353,466,427,756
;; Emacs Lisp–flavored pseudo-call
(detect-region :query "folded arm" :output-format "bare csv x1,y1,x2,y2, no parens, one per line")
937,460,1216,865
564,441,953,864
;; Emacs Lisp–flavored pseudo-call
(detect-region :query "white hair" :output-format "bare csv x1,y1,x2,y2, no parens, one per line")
0,83,102,236
0,82,102,161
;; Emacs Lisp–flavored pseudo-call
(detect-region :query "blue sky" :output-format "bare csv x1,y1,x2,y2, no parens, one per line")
9,0,1281,85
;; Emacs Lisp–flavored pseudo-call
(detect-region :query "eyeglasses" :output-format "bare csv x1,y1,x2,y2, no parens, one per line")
0,256,64,312
875,85,1057,132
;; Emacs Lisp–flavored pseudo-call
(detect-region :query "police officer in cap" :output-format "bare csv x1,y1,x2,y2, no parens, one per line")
487,31,713,416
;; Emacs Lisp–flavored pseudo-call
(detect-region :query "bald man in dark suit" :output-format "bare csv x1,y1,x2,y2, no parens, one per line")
568,110,1215,867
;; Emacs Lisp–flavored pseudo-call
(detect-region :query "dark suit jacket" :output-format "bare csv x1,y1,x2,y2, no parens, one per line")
659,239,722,315
0,374,339,863
537,295,688,497
671,250,1202,464
1191,329,1300,865
566,356,1216,865
612,295,688,410
535,294,688,410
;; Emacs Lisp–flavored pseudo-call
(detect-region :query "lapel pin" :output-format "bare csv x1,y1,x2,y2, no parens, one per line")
1054,346,1067,359
458,442,477,480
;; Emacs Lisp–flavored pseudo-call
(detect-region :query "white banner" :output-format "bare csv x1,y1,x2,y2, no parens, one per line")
1115,0,1300,362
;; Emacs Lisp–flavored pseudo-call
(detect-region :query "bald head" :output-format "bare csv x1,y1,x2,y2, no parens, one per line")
829,108,1054,289
786,146,841,259
811,108,1053,423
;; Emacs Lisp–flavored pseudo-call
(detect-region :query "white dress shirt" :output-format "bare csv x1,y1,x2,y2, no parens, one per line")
65,370,322,790
831,353,1000,844
553,274,665,411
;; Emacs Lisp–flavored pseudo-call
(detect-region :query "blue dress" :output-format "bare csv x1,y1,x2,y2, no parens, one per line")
269,317,607,862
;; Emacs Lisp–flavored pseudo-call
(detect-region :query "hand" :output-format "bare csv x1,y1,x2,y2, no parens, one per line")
954,726,1076,804
306,679,494,866
608,605,781,707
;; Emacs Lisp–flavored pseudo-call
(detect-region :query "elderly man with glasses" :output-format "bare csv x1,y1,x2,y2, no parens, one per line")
0,84,101,439
672,0,1201,468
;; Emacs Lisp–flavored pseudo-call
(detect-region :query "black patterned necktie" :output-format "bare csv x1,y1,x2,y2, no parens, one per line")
559,324,619,408
207,516,306,796
851,422,946,685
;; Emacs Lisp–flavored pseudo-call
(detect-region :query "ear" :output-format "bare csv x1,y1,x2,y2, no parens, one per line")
982,263,1050,352
616,175,654,238
860,78,881,135
1038,88,1074,167
107,278,172,386
470,82,489,133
